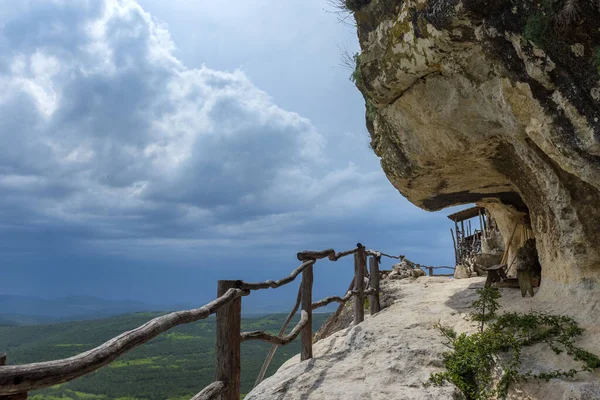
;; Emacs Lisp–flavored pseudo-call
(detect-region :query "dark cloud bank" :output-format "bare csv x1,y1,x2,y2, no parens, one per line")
0,0,459,309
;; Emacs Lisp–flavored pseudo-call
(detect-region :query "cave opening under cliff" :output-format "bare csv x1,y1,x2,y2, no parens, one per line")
450,198,544,296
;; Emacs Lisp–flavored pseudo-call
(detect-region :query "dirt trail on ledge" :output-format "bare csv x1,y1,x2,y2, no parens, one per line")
246,277,600,400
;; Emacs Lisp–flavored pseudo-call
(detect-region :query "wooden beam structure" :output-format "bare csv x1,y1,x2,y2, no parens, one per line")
190,381,226,400
369,257,381,314
0,355,27,400
353,245,366,324
447,206,485,222
215,281,242,400
300,265,314,361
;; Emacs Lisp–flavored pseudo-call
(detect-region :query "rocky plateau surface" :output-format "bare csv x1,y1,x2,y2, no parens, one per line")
246,276,600,399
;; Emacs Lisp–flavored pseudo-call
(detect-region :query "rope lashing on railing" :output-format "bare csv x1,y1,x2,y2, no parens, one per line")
190,380,227,400
0,288,250,396
365,250,405,260
240,311,309,345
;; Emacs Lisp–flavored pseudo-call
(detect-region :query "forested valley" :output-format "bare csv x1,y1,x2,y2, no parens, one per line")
0,312,329,399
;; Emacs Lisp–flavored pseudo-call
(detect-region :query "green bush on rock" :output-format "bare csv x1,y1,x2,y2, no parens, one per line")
428,287,600,400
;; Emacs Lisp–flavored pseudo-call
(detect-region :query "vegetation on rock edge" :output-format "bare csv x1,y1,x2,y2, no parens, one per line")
329,0,371,13
429,287,600,400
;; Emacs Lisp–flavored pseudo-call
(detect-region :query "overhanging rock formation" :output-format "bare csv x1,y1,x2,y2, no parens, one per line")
352,0,600,298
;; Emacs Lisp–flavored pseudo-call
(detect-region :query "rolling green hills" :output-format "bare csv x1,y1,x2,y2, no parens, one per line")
0,311,330,400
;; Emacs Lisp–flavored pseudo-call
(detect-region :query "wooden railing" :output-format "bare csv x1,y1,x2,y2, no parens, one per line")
390,255,455,277
0,244,444,400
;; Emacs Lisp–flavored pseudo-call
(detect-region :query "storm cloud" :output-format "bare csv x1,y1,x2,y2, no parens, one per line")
0,0,457,304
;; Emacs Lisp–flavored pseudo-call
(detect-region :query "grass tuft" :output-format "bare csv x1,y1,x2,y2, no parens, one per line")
328,0,371,12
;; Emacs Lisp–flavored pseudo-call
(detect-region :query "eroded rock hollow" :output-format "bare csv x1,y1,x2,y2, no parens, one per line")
353,0,600,298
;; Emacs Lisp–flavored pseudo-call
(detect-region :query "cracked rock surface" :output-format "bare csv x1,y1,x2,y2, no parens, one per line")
353,0,600,301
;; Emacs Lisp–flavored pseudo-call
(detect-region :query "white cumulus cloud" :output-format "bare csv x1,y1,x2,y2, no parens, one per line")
0,0,396,257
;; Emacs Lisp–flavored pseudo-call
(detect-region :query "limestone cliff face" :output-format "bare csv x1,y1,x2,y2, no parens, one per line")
353,0,600,297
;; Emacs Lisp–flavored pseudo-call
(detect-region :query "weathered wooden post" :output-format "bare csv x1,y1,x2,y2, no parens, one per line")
428,267,433,276
0,354,28,400
300,262,314,361
216,281,241,400
368,256,381,315
450,228,459,265
354,244,366,324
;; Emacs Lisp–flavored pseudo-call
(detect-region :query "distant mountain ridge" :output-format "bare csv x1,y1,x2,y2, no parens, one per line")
0,294,307,326
0,294,167,325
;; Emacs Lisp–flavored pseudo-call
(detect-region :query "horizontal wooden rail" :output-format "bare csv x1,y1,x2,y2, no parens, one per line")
310,288,376,311
297,247,358,262
190,381,226,400
297,248,335,261
329,248,360,261
0,288,249,396
240,246,361,291
311,292,353,310
240,311,309,345
366,250,405,260
366,250,453,272
239,260,316,290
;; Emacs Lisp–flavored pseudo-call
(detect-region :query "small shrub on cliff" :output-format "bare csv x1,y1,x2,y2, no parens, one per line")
523,0,588,45
349,52,362,87
366,99,377,124
345,0,371,11
340,50,362,86
523,13,550,48
327,0,371,14
428,289,600,400
470,287,501,331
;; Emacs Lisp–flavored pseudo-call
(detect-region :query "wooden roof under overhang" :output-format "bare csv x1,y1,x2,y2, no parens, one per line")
447,206,484,222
